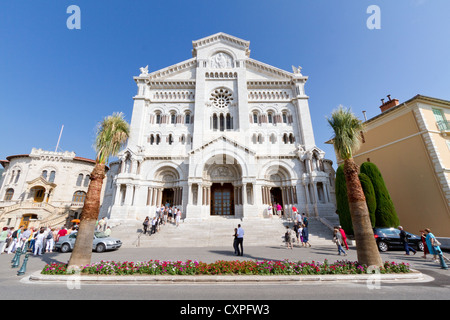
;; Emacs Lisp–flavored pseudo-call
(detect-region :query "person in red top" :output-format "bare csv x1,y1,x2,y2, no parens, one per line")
57,227,68,241
339,226,349,250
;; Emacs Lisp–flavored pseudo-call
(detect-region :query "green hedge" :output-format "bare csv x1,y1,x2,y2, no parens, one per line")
358,172,377,228
360,162,400,228
335,165,353,235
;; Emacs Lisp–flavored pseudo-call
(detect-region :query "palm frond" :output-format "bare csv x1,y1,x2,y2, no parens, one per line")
95,112,130,164
327,105,365,160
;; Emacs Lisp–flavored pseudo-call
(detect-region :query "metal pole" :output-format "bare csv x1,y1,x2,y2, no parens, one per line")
55,125,64,152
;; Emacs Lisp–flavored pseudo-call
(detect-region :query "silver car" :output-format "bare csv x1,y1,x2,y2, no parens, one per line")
55,231,122,253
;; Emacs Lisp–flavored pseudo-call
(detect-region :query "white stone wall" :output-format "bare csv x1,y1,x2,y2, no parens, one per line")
107,33,336,223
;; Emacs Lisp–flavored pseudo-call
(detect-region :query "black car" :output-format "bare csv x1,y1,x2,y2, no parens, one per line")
373,228,424,252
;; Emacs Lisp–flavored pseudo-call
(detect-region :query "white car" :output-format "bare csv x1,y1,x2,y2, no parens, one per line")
55,231,122,253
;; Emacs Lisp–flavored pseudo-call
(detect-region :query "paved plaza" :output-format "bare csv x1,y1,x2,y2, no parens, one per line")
1,240,449,303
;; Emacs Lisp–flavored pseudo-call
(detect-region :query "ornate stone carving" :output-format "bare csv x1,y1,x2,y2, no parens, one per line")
211,166,234,178
210,52,233,69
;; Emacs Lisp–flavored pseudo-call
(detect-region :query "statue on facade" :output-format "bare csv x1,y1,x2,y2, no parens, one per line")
139,65,149,76
292,65,303,75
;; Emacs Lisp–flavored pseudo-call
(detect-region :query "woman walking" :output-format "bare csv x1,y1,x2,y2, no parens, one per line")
333,227,347,256
424,228,448,270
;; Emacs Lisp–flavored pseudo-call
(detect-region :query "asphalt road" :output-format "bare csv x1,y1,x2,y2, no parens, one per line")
1,243,449,305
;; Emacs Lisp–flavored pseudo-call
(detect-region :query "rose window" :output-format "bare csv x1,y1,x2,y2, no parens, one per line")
210,88,233,108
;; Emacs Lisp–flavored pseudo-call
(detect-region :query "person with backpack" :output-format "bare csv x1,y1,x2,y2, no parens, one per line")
333,227,347,256
284,226,293,249
45,228,56,253
7,225,24,254
424,228,448,270
34,229,46,256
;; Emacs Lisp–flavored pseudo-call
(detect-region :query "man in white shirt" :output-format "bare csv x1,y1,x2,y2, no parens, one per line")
236,224,244,256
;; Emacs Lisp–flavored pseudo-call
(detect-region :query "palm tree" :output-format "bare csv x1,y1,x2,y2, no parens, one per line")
327,106,383,268
68,112,130,270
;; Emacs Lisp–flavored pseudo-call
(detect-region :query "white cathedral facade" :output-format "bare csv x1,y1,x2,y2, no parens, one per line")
103,33,336,223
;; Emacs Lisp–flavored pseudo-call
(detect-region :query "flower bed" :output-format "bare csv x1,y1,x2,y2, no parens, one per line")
41,259,411,276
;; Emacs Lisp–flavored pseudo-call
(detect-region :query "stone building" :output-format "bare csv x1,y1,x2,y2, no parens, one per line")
103,33,336,224
330,95,450,236
0,148,106,229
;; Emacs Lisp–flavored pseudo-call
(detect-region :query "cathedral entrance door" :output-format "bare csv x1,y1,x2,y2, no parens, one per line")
211,183,234,216
162,188,174,207
270,187,283,211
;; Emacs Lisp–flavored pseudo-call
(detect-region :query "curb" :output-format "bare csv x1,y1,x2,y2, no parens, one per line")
28,269,427,284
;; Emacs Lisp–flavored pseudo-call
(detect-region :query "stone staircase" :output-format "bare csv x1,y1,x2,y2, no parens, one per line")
110,216,335,248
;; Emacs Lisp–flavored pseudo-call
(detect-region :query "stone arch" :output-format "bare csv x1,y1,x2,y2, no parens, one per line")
194,148,250,178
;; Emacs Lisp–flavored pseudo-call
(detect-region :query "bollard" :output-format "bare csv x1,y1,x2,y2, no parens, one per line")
17,253,29,276
11,248,22,268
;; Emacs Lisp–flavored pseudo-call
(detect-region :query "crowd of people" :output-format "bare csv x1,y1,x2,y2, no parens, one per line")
284,210,312,249
0,224,79,256
142,204,182,236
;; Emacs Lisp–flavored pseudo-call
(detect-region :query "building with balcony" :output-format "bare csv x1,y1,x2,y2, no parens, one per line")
330,94,450,236
101,33,336,224
0,148,108,230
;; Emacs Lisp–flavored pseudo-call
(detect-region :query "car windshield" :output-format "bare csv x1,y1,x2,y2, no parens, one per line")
94,232,109,238
375,228,399,237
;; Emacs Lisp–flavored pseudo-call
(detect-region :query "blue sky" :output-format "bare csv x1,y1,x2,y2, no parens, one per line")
1,0,449,167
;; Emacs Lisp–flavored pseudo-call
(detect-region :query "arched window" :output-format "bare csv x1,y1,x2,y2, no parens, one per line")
270,133,277,144
185,113,191,124
212,114,218,130
83,175,90,187
268,112,273,124
219,114,225,131
253,112,258,124
282,113,288,124
49,171,56,183
289,133,295,144
14,170,21,184
155,113,161,124
72,191,87,203
283,133,288,144
170,113,176,124
257,133,263,144
226,113,232,130
168,134,174,145
9,171,15,184
156,134,161,145
4,188,14,201
150,134,155,145
42,170,48,180
76,174,83,186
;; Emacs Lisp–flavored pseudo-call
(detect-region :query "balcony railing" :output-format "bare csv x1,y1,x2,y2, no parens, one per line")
437,120,450,133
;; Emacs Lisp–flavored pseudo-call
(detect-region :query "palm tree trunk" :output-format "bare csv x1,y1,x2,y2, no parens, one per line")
68,162,106,270
344,158,383,268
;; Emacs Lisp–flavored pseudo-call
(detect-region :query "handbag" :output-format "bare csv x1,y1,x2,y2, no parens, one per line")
433,239,442,247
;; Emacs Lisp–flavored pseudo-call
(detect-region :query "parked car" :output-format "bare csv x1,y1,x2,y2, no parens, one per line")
373,227,424,252
55,231,122,253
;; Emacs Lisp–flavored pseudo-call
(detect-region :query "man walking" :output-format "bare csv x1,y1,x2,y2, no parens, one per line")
399,226,416,255
236,224,244,256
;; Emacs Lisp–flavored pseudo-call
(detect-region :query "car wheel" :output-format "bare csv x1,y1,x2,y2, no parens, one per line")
377,241,389,252
417,242,424,251
60,243,71,253
96,243,106,253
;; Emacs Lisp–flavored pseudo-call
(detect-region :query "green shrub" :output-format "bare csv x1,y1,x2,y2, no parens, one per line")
335,165,353,235
360,162,400,228
358,173,377,228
